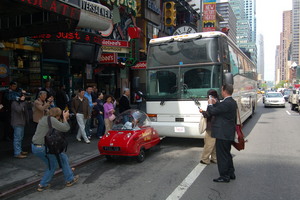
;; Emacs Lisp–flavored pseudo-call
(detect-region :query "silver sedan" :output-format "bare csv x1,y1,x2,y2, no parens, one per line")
264,92,286,108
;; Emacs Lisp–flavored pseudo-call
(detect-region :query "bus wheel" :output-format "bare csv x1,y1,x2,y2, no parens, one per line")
250,105,255,118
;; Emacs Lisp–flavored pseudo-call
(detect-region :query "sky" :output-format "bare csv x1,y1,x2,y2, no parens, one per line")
256,0,293,81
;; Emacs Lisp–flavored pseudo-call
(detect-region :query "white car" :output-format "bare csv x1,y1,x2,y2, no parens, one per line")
264,92,285,108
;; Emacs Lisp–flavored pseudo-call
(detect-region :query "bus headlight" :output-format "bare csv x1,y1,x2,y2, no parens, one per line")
147,114,157,122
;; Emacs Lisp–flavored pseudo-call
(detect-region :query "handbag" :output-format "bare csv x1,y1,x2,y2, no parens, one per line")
108,114,116,121
232,108,245,151
199,114,207,134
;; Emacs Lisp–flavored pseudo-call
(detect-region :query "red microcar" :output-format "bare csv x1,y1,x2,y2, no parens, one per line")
98,109,161,163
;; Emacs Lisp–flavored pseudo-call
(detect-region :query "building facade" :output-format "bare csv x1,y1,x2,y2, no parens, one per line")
292,0,300,66
216,2,237,43
257,34,265,80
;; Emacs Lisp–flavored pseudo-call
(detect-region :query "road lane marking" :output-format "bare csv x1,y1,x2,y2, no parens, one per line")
286,111,291,115
166,163,206,200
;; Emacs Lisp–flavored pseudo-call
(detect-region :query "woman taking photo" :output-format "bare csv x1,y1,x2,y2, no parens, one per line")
31,107,79,191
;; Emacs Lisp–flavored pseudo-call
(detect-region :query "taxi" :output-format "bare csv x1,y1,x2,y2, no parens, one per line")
98,109,161,163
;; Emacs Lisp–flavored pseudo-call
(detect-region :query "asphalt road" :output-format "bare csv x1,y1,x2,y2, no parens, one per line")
9,98,300,200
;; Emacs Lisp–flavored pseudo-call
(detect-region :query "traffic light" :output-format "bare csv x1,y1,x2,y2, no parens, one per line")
164,2,176,27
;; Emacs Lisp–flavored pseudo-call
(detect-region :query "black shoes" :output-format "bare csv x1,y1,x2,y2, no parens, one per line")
213,177,230,183
230,174,236,180
200,160,208,165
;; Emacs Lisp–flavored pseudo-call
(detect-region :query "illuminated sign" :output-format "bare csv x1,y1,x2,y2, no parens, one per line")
31,31,102,45
16,0,80,20
131,61,147,69
99,53,117,64
102,39,129,47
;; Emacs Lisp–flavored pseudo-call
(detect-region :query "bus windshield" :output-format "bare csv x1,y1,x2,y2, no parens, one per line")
147,38,219,68
146,65,222,100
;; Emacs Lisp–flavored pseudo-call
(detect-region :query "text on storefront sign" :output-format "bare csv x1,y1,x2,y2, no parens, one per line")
17,0,80,20
81,0,113,19
31,31,102,45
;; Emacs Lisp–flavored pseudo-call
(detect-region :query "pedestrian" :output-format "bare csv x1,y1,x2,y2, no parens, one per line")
11,94,29,159
207,84,237,183
199,89,219,165
95,92,105,138
84,86,97,139
31,107,79,191
55,84,69,111
134,90,143,110
33,91,53,129
71,89,91,144
119,88,131,114
91,85,98,103
104,95,115,134
1,81,25,141
36,80,56,100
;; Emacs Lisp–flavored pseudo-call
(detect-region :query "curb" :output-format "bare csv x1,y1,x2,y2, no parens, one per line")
0,153,103,199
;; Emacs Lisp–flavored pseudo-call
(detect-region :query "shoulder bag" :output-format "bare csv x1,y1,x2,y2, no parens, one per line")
232,108,245,151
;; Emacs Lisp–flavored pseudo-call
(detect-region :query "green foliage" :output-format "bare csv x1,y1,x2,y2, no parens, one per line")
275,80,286,89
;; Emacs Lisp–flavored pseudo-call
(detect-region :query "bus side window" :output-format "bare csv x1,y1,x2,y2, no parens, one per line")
228,46,239,75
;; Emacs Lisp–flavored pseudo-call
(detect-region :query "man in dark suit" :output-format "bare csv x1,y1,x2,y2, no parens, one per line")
207,84,237,183
119,88,131,114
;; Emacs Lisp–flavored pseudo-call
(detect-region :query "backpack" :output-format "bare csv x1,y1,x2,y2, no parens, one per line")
44,116,68,168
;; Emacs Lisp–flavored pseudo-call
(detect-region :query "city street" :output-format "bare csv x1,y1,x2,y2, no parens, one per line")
4,96,300,200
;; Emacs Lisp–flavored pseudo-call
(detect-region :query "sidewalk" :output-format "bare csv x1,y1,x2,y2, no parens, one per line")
0,128,101,198
0,103,145,198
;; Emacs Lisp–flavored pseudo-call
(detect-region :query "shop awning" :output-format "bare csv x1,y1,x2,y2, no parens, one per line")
0,0,81,39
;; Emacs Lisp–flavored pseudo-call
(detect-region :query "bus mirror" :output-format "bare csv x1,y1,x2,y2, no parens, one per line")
224,73,234,85
132,77,140,90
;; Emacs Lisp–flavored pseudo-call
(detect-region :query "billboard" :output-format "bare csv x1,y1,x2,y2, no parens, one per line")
202,0,216,32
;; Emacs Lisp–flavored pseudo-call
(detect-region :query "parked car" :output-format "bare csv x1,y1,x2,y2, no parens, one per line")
98,109,161,163
264,92,285,108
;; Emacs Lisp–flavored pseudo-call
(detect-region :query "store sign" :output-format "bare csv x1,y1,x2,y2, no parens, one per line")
77,0,113,35
103,0,137,15
147,0,161,15
16,0,80,20
102,39,129,47
102,39,129,53
131,61,147,69
99,53,117,64
31,31,102,45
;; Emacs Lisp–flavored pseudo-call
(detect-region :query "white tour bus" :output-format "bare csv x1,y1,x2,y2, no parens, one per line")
144,31,257,138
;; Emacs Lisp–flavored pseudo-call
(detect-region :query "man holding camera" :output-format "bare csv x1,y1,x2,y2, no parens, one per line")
1,81,26,141
11,94,29,158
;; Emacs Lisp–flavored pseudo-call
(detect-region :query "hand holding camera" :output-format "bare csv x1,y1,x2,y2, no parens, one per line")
63,110,70,121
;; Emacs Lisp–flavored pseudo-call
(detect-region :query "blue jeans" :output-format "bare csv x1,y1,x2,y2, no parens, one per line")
96,114,105,137
13,126,25,156
31,144,74,187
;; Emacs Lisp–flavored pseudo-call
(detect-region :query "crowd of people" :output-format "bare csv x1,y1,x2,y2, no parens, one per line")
0,80,140,159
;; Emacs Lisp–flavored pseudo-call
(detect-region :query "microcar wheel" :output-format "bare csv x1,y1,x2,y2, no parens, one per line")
136,149,145,163
105,155,113,162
